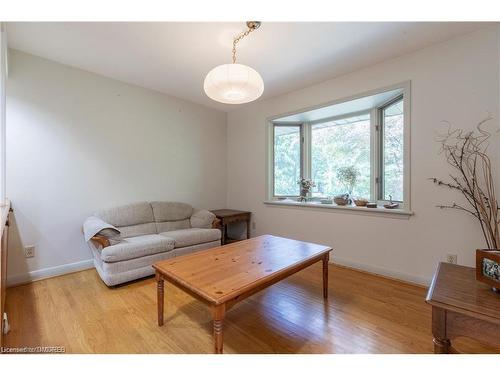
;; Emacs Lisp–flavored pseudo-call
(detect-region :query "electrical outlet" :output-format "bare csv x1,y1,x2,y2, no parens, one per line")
24,245,35,258
252,222,256,230
446,254,457,264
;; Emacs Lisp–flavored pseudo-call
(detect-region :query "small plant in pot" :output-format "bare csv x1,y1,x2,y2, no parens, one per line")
430,118,500,292
297,178,315,202
335,166,359,205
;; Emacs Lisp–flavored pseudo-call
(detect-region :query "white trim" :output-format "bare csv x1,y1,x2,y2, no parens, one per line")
403,82,412,212
332,256,430,287
266,81,411,123
7,258,94,287
370,107,378,201
0,23,6,206
5,254,429,288
264,200,413,218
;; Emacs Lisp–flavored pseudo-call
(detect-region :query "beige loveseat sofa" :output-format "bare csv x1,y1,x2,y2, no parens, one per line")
83,201,221,286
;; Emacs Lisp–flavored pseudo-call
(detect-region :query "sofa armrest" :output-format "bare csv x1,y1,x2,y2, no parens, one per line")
191,209,217,229
91,235,110,249
212,217,221,229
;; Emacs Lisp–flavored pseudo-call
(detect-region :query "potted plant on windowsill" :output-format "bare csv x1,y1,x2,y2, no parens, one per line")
335,166,359,205
297,178,316,202
430,118,500,292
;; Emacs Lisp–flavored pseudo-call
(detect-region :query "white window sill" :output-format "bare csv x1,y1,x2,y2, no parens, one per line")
263,200,413,218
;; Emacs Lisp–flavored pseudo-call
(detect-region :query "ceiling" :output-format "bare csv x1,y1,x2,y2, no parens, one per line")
6,22,488,112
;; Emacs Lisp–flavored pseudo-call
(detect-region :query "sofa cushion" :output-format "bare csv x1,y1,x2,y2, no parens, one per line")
100,234,174,262
151,201,193,222
96,202,154,227
156,219,191,234
190,210,216,229
159,228,221,248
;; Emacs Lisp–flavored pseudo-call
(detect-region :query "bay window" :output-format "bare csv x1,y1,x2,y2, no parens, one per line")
267,83,410,213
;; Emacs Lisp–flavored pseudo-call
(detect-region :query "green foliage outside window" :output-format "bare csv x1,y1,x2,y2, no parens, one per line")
272,97,404,202
274,126,301,196
311,115,371,198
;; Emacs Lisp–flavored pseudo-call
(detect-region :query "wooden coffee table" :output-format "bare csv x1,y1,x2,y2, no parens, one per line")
153,235,332,353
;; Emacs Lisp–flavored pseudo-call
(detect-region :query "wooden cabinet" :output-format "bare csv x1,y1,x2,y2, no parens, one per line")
426,262,500,353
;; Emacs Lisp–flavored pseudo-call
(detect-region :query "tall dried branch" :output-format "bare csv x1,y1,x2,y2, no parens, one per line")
431,118,499,249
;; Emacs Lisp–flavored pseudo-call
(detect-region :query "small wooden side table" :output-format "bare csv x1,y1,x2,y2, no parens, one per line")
211,209,251,245
426,262,500,354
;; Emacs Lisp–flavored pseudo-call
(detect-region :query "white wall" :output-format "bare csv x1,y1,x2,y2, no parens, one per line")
227,26,500,285
6,49,227,284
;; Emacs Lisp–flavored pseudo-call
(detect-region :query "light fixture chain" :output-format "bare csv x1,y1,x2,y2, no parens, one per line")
232,26,255,64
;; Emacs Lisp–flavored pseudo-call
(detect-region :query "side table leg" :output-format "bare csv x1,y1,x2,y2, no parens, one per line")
322,253,329,300
221,223,226,245
431,306,449,354
246,217,251,239
212,304,226,354
433,338,451,354
157,273,164,327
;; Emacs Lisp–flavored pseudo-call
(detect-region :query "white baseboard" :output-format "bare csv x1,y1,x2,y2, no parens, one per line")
332,257,431,287
6,256,430,288
7,258,94,287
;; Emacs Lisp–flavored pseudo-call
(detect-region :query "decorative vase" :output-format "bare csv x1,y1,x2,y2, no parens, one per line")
299,188,308,202
334,194,350,206
475,249,500,293
354,198,368,207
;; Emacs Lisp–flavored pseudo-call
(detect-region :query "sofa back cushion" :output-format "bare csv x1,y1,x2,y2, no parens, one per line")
151,201,193,234
151,201,193,222
96,201,156,238
156,219,191,234
119,222,158,238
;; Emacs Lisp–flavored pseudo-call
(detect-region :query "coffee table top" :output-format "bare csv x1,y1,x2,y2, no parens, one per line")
426,262,500,321
153,235,331,305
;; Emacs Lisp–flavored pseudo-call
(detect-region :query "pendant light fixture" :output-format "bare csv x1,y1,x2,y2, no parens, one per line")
204,21,264,105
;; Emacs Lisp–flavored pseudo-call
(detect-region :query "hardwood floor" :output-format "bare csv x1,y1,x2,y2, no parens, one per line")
3,263,495,353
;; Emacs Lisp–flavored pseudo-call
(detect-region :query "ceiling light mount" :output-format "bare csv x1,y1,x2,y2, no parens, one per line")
246,21,261,30
232,21,261,64
204,21,265,105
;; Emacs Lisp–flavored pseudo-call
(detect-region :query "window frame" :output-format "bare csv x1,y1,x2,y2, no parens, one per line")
266,82,411,213
377,94,405,203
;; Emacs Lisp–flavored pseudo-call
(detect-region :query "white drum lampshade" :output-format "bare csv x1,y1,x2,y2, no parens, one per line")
204,63,264,105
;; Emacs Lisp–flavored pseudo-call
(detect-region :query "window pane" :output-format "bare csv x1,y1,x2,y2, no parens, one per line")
382,99,404,201
311,114,371,198
274,126,301,196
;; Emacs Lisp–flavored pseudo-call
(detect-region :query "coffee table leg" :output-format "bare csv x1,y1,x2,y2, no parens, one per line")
212,304,226,354
322,253,329,300
157,273,164,327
